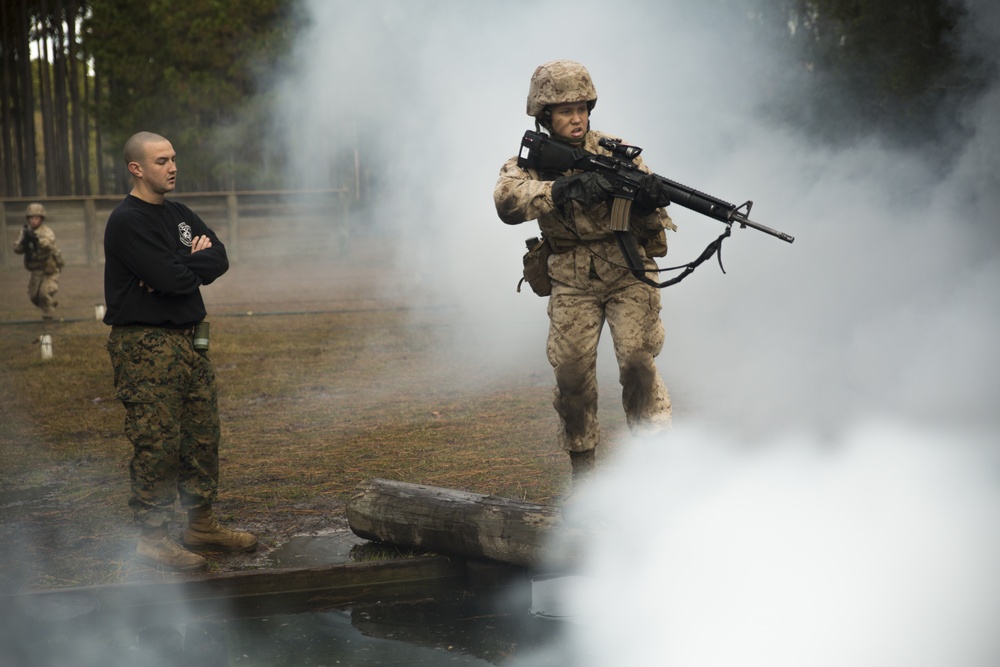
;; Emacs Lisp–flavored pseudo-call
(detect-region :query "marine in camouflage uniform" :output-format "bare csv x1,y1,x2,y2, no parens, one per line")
494,61,675,485
104,131,256,571
12,203,62,319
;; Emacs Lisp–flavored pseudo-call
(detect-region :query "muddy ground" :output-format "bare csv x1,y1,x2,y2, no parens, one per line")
1,248,633,593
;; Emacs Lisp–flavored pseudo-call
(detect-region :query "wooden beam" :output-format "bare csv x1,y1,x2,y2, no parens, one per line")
0,555,467,622
347,478,583,570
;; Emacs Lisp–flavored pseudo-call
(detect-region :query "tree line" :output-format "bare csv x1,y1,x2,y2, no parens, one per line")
0,0,297,198
0,0,988,199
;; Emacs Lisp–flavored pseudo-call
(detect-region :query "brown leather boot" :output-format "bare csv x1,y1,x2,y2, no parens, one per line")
136,525,208,571
184,507,258,553
569,448,596,487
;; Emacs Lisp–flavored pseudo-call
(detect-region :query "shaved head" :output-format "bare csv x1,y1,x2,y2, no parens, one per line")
122,132,177,201
123,131,169,165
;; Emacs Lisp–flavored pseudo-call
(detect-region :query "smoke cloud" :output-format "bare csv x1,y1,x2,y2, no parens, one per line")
275,0,1000,431
561,422,1000,666
273,0,1000,663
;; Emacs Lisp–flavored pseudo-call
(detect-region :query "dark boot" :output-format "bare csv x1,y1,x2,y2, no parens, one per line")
569,449,596,487
184,507,258,553
136,525,208,571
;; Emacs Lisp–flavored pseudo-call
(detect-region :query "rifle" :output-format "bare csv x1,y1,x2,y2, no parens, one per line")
516,130,794,287
21,225,39,261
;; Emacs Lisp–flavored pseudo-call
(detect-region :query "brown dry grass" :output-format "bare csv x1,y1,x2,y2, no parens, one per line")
0,252,629,592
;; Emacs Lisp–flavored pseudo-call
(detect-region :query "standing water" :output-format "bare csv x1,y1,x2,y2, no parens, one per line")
1,533,571,666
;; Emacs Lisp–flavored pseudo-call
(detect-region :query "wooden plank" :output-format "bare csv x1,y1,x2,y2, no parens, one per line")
0,556,467,620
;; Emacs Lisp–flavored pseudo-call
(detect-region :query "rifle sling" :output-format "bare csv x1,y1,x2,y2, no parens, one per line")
553,196,731,289
611,194,732,289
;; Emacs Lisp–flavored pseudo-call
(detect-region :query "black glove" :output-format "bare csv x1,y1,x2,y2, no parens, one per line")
634,174,671,215
551,172,615,208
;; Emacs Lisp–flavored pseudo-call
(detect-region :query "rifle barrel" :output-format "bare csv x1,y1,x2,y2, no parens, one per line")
658,176,794,244
732,213,795,244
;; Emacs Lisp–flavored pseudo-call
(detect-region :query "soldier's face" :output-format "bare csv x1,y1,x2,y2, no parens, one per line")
26,216,43,229
550,102,589,142
133,140,177,195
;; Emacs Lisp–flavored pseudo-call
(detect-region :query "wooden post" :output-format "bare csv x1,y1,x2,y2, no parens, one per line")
0,203,8,266
347,478,584,570
83,197,98,266
226,193,239,262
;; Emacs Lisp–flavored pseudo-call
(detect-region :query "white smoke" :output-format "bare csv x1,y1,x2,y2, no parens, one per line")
561,422,1000,667
276,0,1000,663
275,0,1000,428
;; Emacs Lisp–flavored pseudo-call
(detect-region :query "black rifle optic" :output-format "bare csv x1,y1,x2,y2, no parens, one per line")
517,130,794,288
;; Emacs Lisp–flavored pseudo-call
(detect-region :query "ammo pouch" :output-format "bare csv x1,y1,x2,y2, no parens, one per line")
47,250,65,273
640,229,668,258
517,236,552,297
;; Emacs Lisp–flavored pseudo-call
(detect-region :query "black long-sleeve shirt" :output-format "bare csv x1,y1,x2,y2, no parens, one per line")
103,194,228,327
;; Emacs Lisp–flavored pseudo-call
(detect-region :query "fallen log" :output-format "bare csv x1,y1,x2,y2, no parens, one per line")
347,478,583,570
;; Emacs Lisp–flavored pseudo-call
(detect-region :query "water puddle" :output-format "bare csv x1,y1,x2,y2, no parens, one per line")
2,544,572,665
5,579,564,665
266,532,367,568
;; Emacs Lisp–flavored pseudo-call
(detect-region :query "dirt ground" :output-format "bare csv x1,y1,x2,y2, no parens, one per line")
1,249,632,593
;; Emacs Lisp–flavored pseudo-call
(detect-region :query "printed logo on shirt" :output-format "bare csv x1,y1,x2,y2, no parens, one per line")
178,222,193,247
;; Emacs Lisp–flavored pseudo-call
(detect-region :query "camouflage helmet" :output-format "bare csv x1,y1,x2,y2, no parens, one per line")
25,203,47,219
526,60,598,117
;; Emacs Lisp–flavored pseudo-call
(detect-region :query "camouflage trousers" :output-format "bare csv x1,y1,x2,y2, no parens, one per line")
26,270,58,317
546,278,671,453
107,325,220,529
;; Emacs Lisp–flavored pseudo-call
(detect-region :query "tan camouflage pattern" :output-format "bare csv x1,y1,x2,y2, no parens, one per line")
107,326,220,528
495,130,676,288
25,272,59,318
547,279,672,452
494,130,674,452
13,223,60,317
526,60,598,117
13,222,58,272
25,202,47,218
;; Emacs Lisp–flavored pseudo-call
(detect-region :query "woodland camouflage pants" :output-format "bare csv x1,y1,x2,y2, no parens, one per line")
546,278,671,453
107,325,220,528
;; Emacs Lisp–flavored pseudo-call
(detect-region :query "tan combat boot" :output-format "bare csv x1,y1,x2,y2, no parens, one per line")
184,507,258,552
136,525,208,571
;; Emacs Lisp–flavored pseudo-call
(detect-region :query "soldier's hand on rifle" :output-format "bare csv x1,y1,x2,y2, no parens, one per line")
634,174,671,215
552,172,614,208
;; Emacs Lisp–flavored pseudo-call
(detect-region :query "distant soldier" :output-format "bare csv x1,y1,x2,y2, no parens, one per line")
12,203,63,320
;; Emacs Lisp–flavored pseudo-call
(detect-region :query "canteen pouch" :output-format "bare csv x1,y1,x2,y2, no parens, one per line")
192,321,210,351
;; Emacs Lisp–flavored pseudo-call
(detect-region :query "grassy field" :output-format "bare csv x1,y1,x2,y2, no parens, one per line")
0,252,630,592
